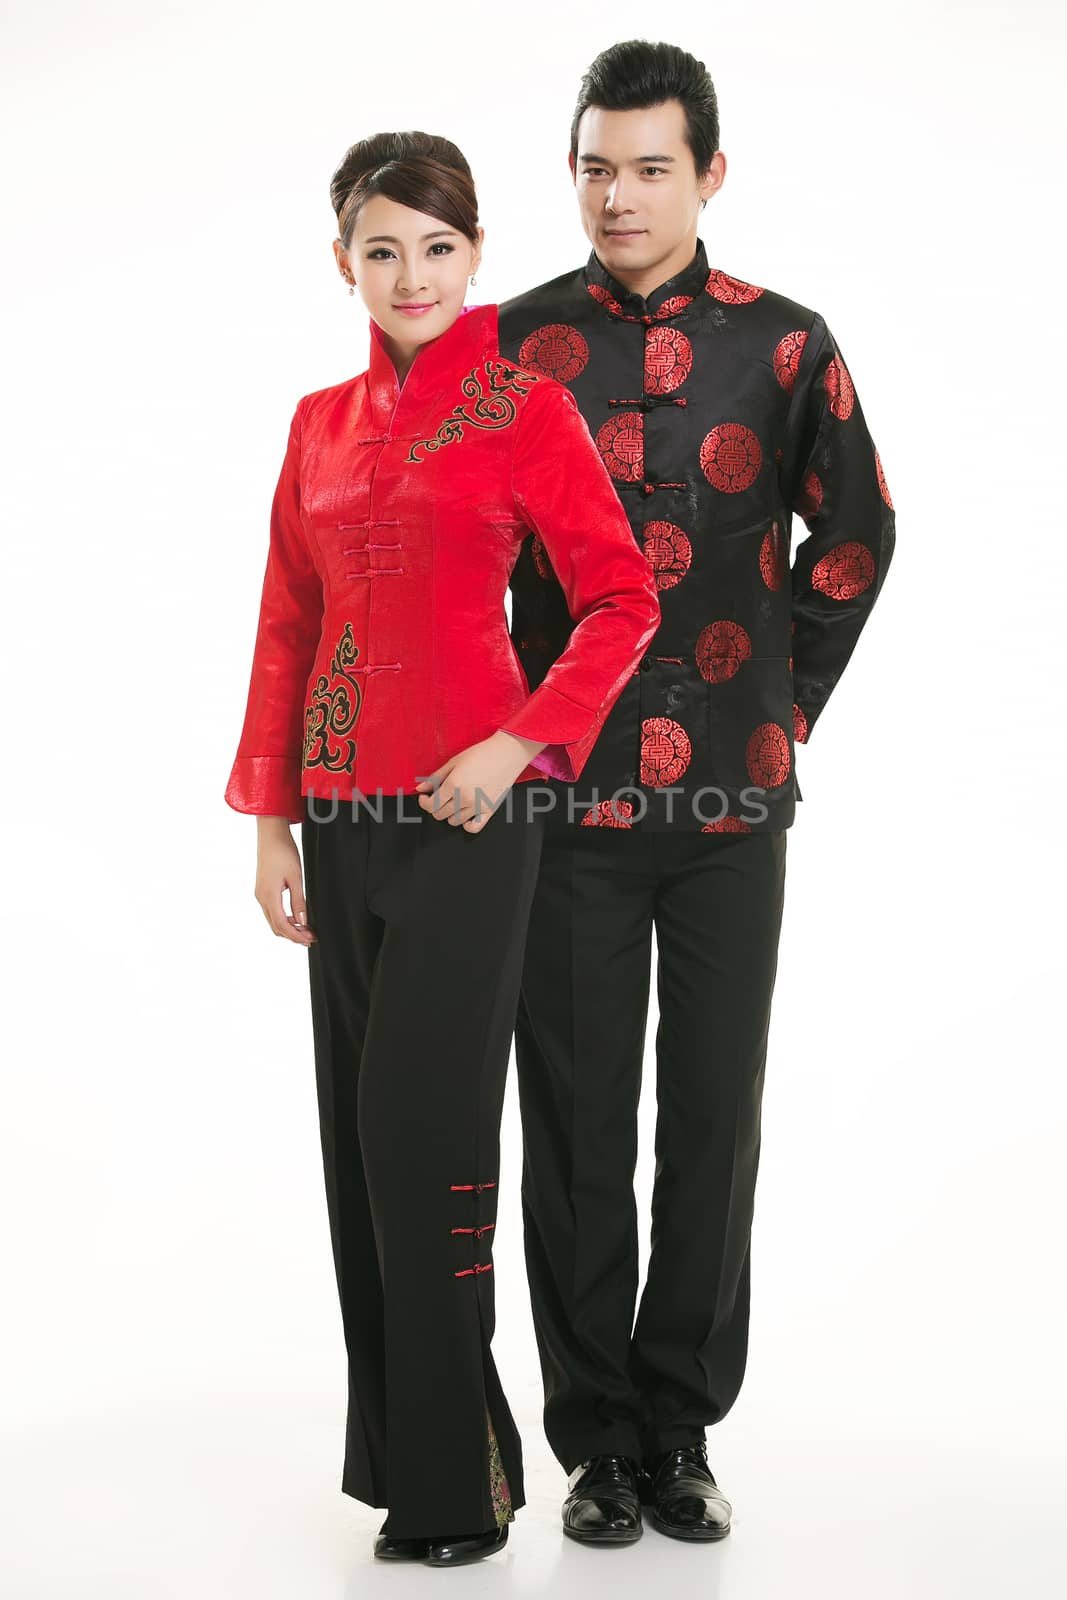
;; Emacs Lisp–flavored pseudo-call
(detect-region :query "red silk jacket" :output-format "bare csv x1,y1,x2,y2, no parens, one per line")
224,303,662,821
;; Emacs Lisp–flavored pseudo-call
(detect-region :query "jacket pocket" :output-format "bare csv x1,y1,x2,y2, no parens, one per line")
707,654,796,798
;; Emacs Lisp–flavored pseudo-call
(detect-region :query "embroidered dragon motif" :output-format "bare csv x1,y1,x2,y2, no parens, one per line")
406,359,542,463
302,621,362,775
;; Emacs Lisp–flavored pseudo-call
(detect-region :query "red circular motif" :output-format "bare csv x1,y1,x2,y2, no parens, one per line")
530,534,552,579
824,354,855,420
701,815,753,833
640,717,692,786
746,722,791,787
705,269,764,304
793,702,809,743
811,541,875,600
596,412,644,481
643,520,692,590
759,522,787,591
699,423,762,492
696,619,752,683
580,798,634,828
795,471,823,519
518,323,589,383
644,326,693,394
773,330,808,393
875,449,894,509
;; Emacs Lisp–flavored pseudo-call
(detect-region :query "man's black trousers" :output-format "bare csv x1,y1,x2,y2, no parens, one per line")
301,791,544,1539
513,820,788,1471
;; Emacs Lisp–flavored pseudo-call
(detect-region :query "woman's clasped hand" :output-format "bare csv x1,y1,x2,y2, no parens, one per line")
414,729,545,831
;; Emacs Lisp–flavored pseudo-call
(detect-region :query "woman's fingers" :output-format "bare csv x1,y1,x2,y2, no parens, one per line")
417,779,503,829
285,874,316,943
419,781,462,821
270,887,311,943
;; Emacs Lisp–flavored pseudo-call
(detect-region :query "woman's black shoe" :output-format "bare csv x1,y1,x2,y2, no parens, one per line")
373,1522,434,1560
561,1454,643,1543
424,1524,509,1565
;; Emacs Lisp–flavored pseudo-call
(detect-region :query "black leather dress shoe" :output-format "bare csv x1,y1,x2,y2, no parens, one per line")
373,1522,433,1560
561,1454,643,1543
640,1442,732,1540
424,1525,509,1565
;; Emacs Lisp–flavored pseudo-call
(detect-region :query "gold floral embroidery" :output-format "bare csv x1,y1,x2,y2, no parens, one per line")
302,621,362,775
406,359,542,463
487,1407,514,1526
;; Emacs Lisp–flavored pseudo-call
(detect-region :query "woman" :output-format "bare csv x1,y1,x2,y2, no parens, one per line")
224,130,661,1566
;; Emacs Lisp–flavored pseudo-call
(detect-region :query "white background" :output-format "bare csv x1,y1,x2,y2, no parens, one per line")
3,1,1065,1595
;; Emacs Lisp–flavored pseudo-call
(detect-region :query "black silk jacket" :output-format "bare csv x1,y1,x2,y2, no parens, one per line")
497,237,896,832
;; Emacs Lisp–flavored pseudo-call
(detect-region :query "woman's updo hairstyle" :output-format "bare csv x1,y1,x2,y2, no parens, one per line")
330,131,480,252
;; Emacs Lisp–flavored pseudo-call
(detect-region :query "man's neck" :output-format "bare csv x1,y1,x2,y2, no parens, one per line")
598,232,700,301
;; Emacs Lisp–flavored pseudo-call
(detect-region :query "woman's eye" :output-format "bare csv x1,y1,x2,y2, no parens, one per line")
366,244,454,260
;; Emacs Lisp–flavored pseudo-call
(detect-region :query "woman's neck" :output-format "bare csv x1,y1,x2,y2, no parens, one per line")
382,332,417,390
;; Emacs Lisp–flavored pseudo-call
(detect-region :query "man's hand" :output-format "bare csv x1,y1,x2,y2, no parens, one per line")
414,731,546,832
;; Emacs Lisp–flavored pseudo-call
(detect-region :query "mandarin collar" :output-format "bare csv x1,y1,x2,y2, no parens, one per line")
584,235,710,318
367,301,497,433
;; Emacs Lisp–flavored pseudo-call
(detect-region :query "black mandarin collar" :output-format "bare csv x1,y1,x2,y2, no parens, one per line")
583,235,710,317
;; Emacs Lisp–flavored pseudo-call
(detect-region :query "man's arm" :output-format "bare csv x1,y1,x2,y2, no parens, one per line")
783,311,896,743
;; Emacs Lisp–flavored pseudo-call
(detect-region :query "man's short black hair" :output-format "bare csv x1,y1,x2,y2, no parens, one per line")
570,40,720,176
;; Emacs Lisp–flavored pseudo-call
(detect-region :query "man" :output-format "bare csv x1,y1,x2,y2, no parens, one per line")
497,39,895,1545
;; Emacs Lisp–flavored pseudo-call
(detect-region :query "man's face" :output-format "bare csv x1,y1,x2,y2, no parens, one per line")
571,100,721,281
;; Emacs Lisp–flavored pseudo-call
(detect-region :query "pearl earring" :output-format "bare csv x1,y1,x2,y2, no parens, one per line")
470,274,477,285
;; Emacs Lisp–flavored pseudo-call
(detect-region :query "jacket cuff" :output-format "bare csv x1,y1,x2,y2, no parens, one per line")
225,755,305,823
792,686,827,746
499,685,602,784
525,743,582,783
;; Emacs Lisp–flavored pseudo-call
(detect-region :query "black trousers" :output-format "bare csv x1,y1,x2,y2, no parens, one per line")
301,790,544,1539
513,820,788,1471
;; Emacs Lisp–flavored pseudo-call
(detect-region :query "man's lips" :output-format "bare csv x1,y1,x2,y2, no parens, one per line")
605,228,645,236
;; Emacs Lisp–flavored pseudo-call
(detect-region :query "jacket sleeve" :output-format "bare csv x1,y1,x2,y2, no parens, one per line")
224,396,324,821
783,311,896,744
497,378,661,782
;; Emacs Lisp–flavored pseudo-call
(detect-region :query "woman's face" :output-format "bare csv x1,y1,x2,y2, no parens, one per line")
338,193,483,352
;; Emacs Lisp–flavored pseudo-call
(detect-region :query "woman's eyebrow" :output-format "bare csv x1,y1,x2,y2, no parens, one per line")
363,229,459,244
